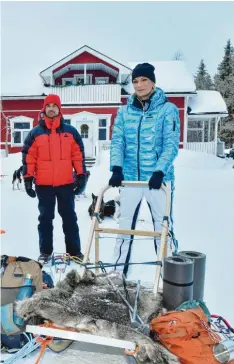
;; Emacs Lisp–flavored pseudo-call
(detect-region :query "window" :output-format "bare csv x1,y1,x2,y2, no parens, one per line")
95,77,109,85
81,124,89,138
64,119,71,125
74,74,92,85
187,119,216,143
99,119,107,140
11,119,33,145
62,78,74,86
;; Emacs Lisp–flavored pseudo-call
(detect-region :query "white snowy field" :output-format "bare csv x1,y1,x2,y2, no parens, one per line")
0,149,234,363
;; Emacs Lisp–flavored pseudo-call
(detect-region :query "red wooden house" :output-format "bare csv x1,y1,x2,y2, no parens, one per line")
1,45,228,163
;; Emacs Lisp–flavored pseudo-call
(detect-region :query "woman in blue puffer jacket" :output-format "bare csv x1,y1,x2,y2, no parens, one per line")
109,63,180,276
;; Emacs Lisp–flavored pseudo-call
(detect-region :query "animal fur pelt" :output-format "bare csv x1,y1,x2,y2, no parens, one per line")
16,270,179,364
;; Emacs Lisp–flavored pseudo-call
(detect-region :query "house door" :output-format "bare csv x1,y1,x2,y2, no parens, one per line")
76,121,93,157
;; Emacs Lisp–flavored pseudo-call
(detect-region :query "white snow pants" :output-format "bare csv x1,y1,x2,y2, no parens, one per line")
112,182,176,276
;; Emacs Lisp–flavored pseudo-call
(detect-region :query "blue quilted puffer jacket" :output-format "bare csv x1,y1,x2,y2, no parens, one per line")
110,87,180,182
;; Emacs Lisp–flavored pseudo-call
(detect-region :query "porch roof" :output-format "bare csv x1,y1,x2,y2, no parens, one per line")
188,90,228,117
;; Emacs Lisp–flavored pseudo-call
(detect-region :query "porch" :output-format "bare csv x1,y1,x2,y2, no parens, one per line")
185,90,228,155
183,141,216,154
48,84,121,104
183,117,218,155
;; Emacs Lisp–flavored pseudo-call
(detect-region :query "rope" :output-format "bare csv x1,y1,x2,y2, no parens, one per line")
35,337,53,364
2,337,41,364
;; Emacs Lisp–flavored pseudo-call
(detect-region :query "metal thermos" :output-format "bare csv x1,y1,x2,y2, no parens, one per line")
213,340,234,363
13,273,33,326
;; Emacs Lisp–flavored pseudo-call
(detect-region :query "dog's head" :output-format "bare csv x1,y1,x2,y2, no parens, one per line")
88,193,105,218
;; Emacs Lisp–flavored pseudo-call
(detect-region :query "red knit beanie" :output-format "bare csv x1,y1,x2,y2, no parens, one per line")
43,94,61,111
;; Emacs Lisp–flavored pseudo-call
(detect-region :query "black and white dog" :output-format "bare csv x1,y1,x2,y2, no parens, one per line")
88,193,120,222
12,166,23,190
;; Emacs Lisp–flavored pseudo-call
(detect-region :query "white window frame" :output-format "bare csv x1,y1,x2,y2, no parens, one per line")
10,116,34,147
74,74,92,85
98,114,111,141
62,78,74,86
95,77,109,85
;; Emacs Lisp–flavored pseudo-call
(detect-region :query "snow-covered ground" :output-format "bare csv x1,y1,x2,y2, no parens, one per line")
1,149,234,363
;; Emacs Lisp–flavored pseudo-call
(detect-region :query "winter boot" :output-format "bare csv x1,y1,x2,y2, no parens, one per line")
38,253,52,264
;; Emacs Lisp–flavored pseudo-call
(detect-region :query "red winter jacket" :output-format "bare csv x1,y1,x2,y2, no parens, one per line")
22,115,86,186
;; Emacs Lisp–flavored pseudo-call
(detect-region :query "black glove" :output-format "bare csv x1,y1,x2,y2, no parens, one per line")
148,171,164,190
109,166,124,188
24,177,36,198
74,174,88,195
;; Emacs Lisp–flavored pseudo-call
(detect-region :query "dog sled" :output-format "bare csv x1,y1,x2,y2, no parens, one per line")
6,181,170,363
2,182,234,364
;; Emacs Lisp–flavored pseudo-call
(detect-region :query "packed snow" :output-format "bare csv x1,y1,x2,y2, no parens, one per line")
1,149,234,363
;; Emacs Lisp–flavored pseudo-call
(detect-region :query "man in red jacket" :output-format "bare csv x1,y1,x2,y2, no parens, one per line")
22,94,88,263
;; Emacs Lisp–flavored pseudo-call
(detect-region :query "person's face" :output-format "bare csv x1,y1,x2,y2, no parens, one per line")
132,77,155,99
45,103,59,118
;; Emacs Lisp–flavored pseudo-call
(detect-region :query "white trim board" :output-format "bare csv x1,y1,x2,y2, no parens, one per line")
26,325,135,356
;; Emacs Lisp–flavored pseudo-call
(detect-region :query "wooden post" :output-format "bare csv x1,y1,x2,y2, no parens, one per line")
84,64,87,84
95,221,99,275
5,117,9,157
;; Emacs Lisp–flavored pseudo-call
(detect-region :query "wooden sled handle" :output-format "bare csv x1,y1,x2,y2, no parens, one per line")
81,182,170,292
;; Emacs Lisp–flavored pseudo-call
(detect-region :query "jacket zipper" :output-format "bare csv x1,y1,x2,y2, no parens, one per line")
173,117,176,131
137,98,146,181
137,114,144,181
51,128,56,186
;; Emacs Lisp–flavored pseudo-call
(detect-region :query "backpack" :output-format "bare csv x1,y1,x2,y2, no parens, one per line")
0,255,43,340
150,307,234,364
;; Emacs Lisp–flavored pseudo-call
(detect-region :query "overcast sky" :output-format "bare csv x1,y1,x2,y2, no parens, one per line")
1,1,234,95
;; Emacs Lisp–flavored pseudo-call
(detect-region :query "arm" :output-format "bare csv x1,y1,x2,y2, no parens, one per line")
110,107,125,171
71,128,87,175
21,131,38,178
155,103,180,175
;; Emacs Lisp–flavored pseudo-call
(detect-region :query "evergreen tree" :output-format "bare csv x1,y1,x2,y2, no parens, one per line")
214,39,234,146
194,59,213,90
216,39,233,80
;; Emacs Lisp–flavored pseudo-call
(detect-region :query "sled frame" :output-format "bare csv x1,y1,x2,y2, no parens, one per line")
26,324,137,362
82,181,171,296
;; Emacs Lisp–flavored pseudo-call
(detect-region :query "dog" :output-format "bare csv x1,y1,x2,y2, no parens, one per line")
88,193,120,222
16,269,179,364
12,166,23,190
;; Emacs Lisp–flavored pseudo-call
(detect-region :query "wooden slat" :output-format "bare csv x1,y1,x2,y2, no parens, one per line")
95,227,162,238
26,325,136,354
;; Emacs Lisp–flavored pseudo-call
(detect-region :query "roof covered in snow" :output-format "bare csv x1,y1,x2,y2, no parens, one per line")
188,90,228,116
126,61,196,94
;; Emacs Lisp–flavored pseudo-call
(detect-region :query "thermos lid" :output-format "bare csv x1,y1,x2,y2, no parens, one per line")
25,273,32,279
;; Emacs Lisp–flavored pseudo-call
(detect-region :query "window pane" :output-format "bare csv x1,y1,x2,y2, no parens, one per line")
188,120,203,129
13,131,21,143
99,129,106,140
187,130,203,142
81,124,89,138
23,131,30,141
14,122,30,129
64,119,71,124
99,119,107,127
